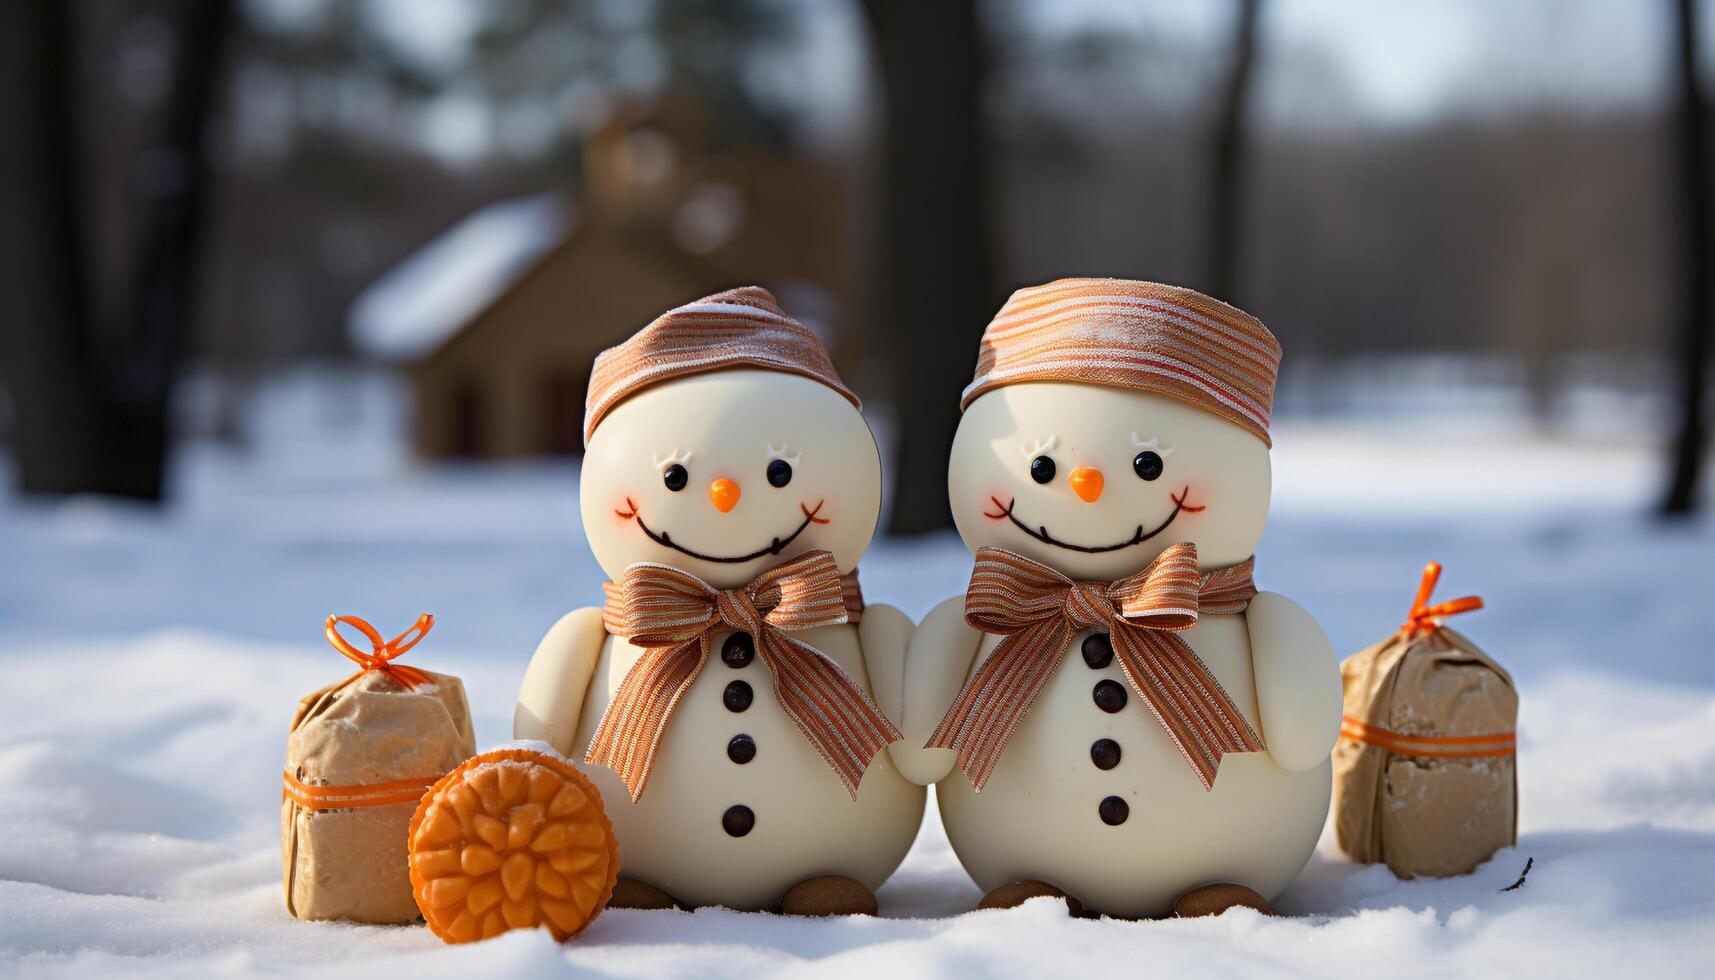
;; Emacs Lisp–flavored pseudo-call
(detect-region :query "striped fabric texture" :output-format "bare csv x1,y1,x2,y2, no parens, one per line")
928,544,1265,792
584,286,860,444
586,551,897,801
962,278,1282,445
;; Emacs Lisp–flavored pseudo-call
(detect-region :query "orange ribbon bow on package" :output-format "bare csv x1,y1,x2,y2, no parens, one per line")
281,613,453,814
1339,562,1511,760
1398,562,1484,639
324,613,436,689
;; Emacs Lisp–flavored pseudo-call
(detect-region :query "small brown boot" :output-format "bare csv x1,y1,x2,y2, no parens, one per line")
1172,883,1272,918
780,875,878,917
977,880,1084,917
607,877,689,911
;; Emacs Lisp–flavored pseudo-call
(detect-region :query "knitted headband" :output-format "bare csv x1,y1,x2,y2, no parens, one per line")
961,278,1282,445
584,286,860,443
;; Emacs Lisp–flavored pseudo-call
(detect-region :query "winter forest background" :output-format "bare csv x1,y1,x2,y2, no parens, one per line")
2,0,1710,523
0,2,1712,978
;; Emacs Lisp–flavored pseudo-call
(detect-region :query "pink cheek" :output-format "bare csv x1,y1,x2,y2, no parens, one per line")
613,495,640,520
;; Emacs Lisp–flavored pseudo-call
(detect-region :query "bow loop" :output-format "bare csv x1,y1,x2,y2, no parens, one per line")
324,614,435,689
603,565,721,647
965,549,1079,635
1109,541,1203,631
748,550,850,632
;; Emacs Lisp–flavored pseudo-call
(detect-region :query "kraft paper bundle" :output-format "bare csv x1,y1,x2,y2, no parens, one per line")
1333,564,1517,879
282,615,476,923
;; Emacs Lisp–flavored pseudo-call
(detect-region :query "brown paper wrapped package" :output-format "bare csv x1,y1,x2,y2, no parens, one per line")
1333,626,1517,878
282,669,476,922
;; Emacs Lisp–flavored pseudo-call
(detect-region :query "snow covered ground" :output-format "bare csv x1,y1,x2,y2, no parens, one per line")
1,375,1711,978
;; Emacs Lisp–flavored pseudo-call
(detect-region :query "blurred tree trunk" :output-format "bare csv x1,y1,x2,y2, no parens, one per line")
861,0,995,534
0,0,229,501
1662,0,1710,516
1,1,96,494
1207,0,1261,302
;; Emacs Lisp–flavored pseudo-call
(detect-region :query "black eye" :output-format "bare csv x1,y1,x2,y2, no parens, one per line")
1133,451,1163,481
767,458,793,488
663,463,688,491
1030,455,1056,484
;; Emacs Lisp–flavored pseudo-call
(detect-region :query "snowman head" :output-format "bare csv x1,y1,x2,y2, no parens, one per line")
948,278,1281,580
950,384,1268,579
583,369,879,587
579,287,879,588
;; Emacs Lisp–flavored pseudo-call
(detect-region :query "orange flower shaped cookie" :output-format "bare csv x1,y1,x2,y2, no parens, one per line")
408,747,619,943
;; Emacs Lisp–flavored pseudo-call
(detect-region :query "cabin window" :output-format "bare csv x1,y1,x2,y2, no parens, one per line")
448,382,485,458
543,371,589,457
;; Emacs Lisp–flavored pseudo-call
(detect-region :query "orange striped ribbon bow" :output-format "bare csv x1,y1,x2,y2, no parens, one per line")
323,613,435,689
586,550,898,802
928,544,1263,792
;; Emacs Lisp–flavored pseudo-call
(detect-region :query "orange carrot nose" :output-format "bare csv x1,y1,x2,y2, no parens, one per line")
710,478,741,513
1069,467,1104,503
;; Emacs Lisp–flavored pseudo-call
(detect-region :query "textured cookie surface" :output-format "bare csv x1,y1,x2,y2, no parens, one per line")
408,749,619,943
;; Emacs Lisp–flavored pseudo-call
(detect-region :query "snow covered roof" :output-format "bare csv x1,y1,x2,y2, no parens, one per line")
348,191,573,361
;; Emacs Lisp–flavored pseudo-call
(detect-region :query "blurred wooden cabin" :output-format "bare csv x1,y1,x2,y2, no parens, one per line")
349,102,857,459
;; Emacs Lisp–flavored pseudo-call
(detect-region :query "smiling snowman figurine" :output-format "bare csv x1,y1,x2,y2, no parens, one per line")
515,287,923,915
895,278,1341,919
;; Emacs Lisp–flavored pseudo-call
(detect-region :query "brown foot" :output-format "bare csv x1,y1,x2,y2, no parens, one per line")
780,875,877,917
607,877,689,911
1172,883,1273,918
977,880,1084,917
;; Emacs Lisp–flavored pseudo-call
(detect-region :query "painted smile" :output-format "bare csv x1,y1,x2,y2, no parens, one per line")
984,487,1204,554
615,498,829,564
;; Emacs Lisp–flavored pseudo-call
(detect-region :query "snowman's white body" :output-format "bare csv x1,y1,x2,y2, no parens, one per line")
517,370,924,910
898,381,1341,918
934,615,1330,916
566,623,921,909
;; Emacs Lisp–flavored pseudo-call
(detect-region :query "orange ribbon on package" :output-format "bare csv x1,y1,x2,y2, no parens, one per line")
1399,562,1484,638
283,614,445,813
1338,716,1514,758
282,770,443,811
324,613,435,689
1339,562,1510,759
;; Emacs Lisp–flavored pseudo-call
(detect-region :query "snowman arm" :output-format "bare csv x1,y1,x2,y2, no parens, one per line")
513,607,607,757
1245,591,1343,772
891,594,984,786
857,602,913,726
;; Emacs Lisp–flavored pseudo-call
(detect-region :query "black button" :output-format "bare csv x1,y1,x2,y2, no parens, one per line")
722,804,755,837
1081,633,1113,669
1090,738,1121,771
727,734,756,764
1092,679,1127,713
724,680,753,712
1099,795,1129,826
721,632,754,668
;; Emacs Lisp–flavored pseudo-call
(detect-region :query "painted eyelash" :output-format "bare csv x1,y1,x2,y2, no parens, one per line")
652,449,693,470
1019,434,1059,457
1130,432,1175,457
766,442,801,465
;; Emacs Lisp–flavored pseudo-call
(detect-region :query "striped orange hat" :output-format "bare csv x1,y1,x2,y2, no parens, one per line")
584,286,859,443
962,278,1282,445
